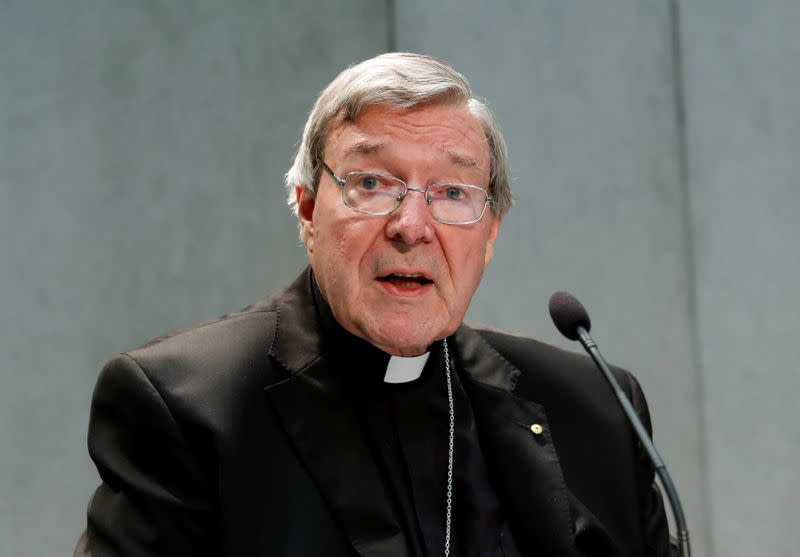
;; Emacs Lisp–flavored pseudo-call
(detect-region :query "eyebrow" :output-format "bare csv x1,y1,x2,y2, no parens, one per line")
445,149,481,168
344,142,482,168
346,141,386,155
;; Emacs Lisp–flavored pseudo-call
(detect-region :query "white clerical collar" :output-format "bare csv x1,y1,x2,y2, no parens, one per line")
384,352,430,384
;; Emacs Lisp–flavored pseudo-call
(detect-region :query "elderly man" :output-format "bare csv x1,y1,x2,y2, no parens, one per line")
76,53,671,556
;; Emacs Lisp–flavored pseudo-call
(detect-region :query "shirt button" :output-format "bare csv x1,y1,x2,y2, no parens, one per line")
530,423,543,435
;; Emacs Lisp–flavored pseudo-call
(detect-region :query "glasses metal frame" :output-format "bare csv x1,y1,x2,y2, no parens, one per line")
319,161,494,225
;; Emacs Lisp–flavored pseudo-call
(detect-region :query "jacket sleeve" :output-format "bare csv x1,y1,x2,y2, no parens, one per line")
75,354,216,557
625,372,678,557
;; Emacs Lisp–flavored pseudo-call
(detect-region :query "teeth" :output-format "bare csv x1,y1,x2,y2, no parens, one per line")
377,272,432,284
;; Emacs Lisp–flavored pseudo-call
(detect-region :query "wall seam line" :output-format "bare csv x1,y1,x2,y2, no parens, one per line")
669,1,715,556
386,0,396,52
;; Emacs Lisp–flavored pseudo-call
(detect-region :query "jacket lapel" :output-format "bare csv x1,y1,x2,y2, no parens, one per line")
263,271,409,557
260,270,599,556
455,325,581,556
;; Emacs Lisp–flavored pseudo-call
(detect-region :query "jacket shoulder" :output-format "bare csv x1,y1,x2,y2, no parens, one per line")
464,325,664,555
92,291,290,433
466,323,639,405
131,295,280,378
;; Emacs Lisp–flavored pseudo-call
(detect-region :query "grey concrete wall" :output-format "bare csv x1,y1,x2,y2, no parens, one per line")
0,2,386,555
680,2,800,555
397,4,706,555
395,3,710,555
2,2,797,556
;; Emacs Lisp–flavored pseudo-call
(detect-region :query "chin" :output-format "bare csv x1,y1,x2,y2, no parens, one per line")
366,318,454,356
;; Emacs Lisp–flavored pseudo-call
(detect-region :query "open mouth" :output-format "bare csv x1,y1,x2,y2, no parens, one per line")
377,273,434,289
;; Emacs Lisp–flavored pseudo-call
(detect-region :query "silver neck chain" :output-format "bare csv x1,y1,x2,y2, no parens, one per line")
442,338,455,557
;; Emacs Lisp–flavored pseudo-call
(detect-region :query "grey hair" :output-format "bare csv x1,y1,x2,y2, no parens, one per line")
284,52,512,218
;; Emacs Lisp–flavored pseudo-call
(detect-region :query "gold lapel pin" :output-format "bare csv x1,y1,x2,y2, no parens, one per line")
530,423,543,435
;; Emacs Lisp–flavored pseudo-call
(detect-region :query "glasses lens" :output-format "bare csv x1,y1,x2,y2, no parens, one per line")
427,184,487,223
343,173,405,214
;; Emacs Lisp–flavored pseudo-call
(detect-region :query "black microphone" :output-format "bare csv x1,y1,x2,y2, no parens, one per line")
548,291,691,557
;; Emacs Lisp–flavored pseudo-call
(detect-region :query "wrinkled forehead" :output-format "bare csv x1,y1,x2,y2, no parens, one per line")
323,102,491,169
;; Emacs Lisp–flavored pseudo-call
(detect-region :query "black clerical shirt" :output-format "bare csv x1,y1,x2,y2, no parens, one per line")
313,281,520,557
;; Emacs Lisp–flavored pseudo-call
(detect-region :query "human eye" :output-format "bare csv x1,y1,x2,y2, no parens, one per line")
444,185,466,200
343,172,403,213
349,173,393,192
359,174,380,191
430,184,470,202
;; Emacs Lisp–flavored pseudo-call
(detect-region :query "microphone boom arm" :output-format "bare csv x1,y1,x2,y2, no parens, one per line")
576,325,691,557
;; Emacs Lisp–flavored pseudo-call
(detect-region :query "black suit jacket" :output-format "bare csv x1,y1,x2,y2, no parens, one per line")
76,269,671,556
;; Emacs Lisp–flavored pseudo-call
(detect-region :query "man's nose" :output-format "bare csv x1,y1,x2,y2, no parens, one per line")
384,188,435,245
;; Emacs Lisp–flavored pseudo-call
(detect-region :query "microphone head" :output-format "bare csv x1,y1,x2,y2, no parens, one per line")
548,291,591,341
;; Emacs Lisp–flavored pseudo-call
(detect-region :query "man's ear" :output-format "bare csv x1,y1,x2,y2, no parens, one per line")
295,184,316,251
483,214,503,268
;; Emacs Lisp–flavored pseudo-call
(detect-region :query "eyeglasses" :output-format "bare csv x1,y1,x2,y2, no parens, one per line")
319,161,494,225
